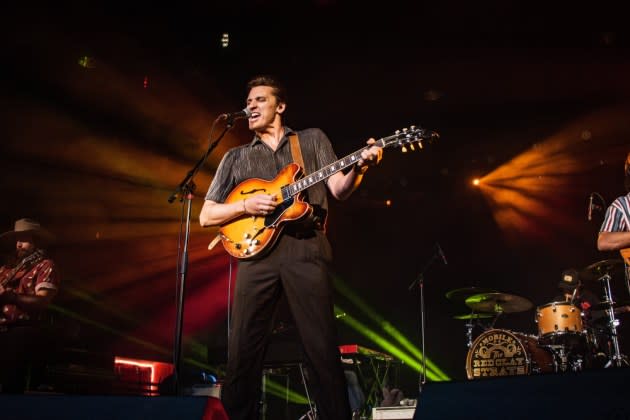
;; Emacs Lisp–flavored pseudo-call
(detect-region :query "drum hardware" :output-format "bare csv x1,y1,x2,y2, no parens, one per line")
453,313,494,348
597,272,629,368
465,320,473,349
535,298,599,372
541,344,584,372
447,287,498,349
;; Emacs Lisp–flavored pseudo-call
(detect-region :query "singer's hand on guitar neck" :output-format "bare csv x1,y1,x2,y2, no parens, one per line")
355,138,383,174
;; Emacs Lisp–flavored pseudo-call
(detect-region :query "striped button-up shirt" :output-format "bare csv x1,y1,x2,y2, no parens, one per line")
600,192,630,233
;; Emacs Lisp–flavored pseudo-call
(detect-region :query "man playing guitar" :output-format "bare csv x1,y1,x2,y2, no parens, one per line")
199,75,382,420
0,218,60,393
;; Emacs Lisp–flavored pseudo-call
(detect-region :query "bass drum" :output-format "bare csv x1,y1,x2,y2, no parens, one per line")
466,329,556,380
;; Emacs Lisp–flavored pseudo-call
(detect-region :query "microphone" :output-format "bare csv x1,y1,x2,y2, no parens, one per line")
588,193,594,221
436,243,448,265
219,108,252,121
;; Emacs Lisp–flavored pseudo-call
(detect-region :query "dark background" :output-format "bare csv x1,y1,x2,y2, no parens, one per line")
2,1,630,397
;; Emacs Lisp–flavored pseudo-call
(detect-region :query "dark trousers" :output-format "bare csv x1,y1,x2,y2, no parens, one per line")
0,325,46,393
221,232,351,420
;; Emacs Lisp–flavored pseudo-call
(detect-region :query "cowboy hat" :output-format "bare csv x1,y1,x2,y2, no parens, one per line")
0,218,55,245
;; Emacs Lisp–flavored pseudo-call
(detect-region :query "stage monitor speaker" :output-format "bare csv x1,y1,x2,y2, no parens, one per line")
413,368,630,419
0,395,227,420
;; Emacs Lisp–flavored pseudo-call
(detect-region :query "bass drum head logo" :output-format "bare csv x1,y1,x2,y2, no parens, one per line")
466,329,530,379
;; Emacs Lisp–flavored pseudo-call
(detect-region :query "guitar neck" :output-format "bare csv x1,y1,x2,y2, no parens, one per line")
1,249,45,287
280,126,435,199
282,138,386,199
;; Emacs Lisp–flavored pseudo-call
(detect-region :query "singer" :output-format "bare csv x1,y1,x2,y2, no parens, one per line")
199,75,382,420
598,152,630,252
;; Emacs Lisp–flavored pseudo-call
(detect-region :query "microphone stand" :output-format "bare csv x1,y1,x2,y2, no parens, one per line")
167,117,235,395
407,246,442,396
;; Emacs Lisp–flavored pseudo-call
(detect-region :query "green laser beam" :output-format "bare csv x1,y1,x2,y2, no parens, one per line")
334,276,450,380
335,305,445,381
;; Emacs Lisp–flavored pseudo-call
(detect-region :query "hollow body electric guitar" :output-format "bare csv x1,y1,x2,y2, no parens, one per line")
218,126,438,259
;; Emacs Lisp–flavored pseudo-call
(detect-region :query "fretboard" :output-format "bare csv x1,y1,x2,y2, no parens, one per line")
281,138,386,199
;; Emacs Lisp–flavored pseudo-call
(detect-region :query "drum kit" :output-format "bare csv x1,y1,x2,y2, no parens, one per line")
449,259,630,380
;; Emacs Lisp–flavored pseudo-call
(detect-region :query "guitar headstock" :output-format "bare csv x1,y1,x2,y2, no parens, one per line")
381,125,439,152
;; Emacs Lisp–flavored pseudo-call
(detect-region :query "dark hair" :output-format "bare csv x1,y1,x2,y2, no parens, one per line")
625,152,630,192
247,75,288,106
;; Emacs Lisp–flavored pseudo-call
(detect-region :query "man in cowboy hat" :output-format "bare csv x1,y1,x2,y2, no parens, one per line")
0,218,61,393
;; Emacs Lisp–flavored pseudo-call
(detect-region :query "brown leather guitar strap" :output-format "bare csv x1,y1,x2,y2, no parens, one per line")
289,133,307,175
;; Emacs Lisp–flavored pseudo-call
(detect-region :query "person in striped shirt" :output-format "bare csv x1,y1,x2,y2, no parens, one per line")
598,152,630,252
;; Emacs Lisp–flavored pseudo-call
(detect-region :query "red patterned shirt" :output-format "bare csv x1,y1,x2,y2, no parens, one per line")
0,253,60,326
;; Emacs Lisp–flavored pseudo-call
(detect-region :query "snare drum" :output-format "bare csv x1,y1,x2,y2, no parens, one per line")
466,329,555,380
535,301,583,338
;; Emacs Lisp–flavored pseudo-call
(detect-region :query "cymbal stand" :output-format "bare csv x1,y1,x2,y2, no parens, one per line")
464,314,493,348
545,344,567,372
465,320,474,348
461,311,503,348
599,273,626,367
489,311,503,329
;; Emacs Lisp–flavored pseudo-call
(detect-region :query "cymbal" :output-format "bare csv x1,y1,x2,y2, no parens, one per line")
446,287,497,302
591,300,630,311
453,313,494,320
590,301,614,311
465,292,533,313
581,259,625,281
